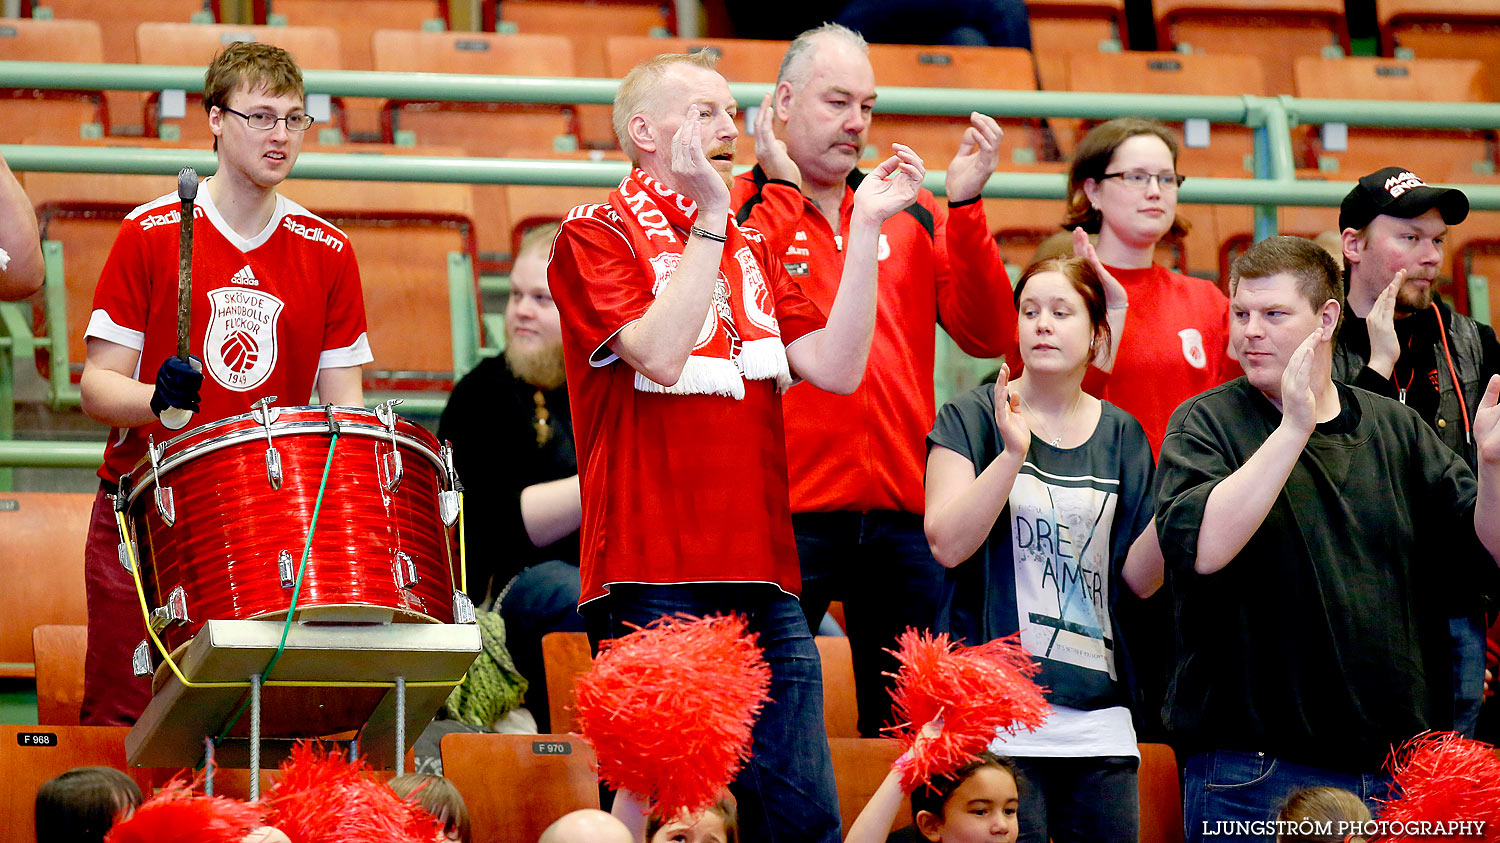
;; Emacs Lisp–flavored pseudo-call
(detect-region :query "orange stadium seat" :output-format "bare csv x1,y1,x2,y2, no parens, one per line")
1140,742,1186,843
1377,1,1500,105
371,29,579,266
1443,168,1500,321
251,0,448,137
134,22,345,142
1024,0,1128,90
499,1,672,147
1153,0,1348,95
25,140,481,391
1,725,156,843
33,624,88,726
502,178,620,257
1065,50,1273,277
541,630,593,735
815,635,860,739
20,0,221,135
441,732,600,843
1292,56,1493,179
983,161,1070,269
0,18,108,143
1212,196,1340,289
829,737,909,836
0,492,92,679
864,43,1043,169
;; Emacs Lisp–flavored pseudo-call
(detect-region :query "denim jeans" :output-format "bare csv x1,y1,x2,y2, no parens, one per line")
1452,613,1487,737
793,511,946,737
583,583,842,843
1011,755,1139,843
500,559,586,733
836,0,1032,48
1182,750,1393,843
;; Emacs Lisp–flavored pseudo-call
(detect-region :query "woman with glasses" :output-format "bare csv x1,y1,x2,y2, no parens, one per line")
1062,117,1238,457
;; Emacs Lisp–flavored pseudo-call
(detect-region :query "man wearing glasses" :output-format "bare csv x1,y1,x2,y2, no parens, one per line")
78,42,372,725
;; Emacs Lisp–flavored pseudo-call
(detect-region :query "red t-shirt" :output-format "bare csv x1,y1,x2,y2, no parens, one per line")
87,187,372,484
732,168,1016,515
1082,264,1239,456
547,203,827,604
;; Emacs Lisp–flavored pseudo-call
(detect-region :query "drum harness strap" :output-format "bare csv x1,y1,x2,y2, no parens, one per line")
115,406,472,758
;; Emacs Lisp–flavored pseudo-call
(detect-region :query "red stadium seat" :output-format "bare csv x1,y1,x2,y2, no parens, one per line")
815,635,860,739
1025,0,1128,90
33,624,88,726
541,630,593,735
829,738,909,836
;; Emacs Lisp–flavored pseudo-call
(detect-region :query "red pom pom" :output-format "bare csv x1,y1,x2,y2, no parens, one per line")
1376,731,1500,842
573,613,772,819
885,629,1050,793
105,778,262,843
261,742,442,843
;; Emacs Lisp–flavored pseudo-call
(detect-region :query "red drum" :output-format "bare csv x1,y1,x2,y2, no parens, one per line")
120,401,466,654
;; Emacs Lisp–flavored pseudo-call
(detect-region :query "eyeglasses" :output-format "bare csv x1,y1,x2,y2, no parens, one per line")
1098,170,1184,190
220,106,315,131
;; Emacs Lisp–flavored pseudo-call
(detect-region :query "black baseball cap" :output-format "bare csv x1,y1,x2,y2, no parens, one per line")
1339,167,1469,231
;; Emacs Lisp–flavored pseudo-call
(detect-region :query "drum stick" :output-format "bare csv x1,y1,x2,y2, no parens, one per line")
160,168,198,431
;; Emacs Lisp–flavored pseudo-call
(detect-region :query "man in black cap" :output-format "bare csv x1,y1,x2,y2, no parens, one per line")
1333,166,1500,737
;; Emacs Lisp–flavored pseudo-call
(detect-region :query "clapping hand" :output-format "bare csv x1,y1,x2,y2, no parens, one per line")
669,105,730,215
1279,328,1326,435
852,143,924,225
1475,375,1500,466
993,363,1031,458
1073,227,1127,310
1366,269,1405,379
753,92,800,188
944,113,1002,204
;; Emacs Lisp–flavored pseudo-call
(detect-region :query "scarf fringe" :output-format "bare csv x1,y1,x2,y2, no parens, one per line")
740,336,793,392
634,357,746,399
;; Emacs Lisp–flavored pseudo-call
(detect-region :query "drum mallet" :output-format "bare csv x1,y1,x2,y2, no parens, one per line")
160,167,200,431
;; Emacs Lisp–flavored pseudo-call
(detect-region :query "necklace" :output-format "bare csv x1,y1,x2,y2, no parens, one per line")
532,389,553,447
1019,389,1084,447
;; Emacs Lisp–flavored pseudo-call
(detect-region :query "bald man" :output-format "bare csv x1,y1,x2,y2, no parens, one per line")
538,809,634,843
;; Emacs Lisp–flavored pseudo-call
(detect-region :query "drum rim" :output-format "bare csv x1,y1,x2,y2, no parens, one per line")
123,405,447,505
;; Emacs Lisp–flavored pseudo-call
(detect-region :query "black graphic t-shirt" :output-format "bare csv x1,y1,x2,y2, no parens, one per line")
1156,378,1499,771
927,385,1157,712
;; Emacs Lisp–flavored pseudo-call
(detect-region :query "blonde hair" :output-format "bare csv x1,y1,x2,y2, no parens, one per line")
1277,787,1372,843
613,51,720,164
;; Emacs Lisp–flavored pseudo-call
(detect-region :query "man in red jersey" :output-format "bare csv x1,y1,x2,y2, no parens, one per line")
731,22,1017,736
78,42,371,725
548,50,922,842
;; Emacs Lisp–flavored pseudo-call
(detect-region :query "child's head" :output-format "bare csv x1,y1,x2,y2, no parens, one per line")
35,766,143,843
910,753,1021,843
1277,787,1372,843
645,795,739,843
388,774,471,843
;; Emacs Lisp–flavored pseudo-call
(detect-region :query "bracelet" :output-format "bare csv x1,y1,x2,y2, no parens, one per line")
689,225,728,243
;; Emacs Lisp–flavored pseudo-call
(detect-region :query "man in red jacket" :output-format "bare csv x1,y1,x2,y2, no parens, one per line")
731,22,1017,736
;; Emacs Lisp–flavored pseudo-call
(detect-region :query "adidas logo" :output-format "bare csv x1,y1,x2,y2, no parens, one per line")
230,265,259,287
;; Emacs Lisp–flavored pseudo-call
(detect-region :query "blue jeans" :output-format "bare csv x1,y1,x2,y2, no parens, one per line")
1452,614,1486,738
1182,750,1393,843
836,0,1032,48
583,583,842,843
500,559,586,733
1011,755,1139,843
794,511,946,737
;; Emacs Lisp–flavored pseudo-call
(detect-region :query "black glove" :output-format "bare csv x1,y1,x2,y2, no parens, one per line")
150,355,204,418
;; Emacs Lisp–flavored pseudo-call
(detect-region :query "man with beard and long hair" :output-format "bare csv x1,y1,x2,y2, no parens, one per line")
437,221,582,732
1331,167,1500,740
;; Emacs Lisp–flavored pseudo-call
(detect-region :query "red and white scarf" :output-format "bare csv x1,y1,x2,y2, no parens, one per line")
609,168,790,398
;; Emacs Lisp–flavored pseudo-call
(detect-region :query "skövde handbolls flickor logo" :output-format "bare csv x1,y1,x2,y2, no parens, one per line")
204,286,284,391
